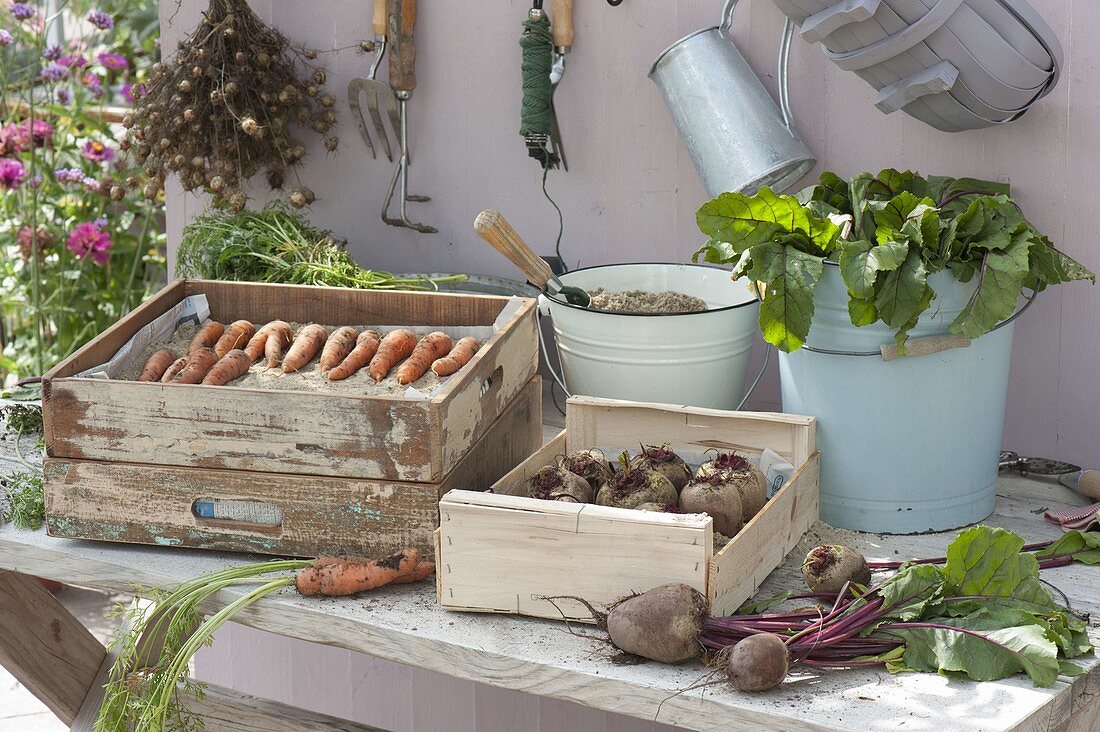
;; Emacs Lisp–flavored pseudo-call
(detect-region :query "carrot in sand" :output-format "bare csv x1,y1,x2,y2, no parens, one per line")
188,321,224,353
171,347,219,384
138,349,178,382
431,336,479,377
261,321,294,368
295,547,424,597
202,349,252,385
395,331,453,385
319,326,359,374
368,329,417,381
282,324,328,373
160,356,188,382
328,330,381,381
214,320,255,358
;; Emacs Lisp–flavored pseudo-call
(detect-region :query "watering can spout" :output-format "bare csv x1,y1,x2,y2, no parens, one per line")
649,3,815,197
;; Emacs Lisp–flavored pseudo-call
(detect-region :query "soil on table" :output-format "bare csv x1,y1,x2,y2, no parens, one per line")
586,288,707,314
118,322,450,395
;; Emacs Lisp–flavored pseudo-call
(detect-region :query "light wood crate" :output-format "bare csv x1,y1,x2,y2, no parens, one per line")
44,377,543,559
43,279,538,483
436,396,819,621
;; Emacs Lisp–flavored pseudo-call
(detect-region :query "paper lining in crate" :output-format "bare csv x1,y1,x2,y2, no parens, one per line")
435,396,819,622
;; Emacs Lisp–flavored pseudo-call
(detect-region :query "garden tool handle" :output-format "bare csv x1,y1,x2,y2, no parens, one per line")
551,0,574,49
1078,470,1100,500
373,0,387,37
387,0,417,93
474,210,555,290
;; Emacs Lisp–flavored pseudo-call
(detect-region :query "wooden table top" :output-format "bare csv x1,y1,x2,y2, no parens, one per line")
0,403,1097,731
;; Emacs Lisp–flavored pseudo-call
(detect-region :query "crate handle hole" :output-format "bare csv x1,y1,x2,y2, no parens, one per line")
192,498,284,529
480,366,504,400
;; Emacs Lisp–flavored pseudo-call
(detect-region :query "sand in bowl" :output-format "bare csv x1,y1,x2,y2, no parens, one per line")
120,322,451,396
586,288,707,314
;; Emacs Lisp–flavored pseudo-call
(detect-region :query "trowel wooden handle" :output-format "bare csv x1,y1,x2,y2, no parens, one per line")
880,333,971,362
551,0,574,48
1078,470,1100,500
373,0,387,37
474,210,554,289
387,0,417,93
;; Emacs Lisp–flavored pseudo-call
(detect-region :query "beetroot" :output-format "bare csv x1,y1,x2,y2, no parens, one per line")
725,633,789,691
606,583,708,663
695,452,767,523
559,448,614,492
801,545,872,593
629,444,692,492
679,479,744,536
596,453,678,510
527,466,593,504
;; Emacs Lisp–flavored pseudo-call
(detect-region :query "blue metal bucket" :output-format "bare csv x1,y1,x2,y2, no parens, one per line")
779,264,1020,533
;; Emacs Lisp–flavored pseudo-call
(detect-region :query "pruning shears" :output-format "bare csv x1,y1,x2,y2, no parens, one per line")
998,451,1080,477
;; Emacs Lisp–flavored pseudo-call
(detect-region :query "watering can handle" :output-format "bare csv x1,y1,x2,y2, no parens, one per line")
720,0,799,134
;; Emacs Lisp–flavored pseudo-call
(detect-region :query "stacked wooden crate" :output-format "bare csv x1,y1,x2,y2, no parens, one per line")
42,279,543,559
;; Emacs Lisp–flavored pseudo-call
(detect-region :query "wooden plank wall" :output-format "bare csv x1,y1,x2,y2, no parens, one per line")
161,0,1098,729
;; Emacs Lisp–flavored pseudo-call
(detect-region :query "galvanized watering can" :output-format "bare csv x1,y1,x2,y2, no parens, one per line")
649,0,816,196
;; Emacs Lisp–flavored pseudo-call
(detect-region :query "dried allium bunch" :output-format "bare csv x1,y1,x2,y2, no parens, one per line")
121,0,336,211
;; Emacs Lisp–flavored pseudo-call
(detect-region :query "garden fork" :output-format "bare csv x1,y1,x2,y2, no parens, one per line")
347,0,401,162
381,0,435,233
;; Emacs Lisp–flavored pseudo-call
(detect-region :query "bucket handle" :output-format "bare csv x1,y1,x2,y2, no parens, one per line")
536,296,771,410
800,288,1038,359
720,0,799,135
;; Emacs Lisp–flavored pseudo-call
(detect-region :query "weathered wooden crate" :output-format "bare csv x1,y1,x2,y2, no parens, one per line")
44,377,543,559
43,279,538,483
436,396,819,621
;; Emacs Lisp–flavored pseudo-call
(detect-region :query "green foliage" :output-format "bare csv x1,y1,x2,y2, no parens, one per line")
694,170,1095,352
863,526,1093,686
2,469,45,530
0,0,167,383
1,403,43,433
177,206,464,290
97,559,312,731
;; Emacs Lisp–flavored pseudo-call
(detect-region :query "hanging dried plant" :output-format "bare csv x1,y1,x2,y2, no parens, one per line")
121,0,337,211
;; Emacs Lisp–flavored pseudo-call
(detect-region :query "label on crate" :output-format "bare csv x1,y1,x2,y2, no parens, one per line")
192,498,283,526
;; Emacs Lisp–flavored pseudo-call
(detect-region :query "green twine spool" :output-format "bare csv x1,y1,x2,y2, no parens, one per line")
519,13,554,140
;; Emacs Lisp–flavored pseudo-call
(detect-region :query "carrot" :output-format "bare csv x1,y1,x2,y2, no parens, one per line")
138,349,178,382
389,560,435,584
171,347,219,384
214,320,255,358
431,336,480,377
395,331,453,385
328,330,381,381
188,321,224,354
282,324,328,373
319,326,359,374
368,329,417,381
160,356,188,383
262,320,294,368
295,547,422,597
201,349,252,385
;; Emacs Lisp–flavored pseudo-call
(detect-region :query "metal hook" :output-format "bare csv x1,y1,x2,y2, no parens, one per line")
607,0,624,5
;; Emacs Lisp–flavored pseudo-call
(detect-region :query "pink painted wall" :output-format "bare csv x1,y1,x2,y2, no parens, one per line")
162,0,1099,728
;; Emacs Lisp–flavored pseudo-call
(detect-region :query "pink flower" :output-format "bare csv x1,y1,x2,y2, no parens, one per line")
0,158,27,189
16,226,53,261
81,140,114,163
0,29,13,46
97,52,127,70
81,72,104,98
58,53,86,69
118,83,134,103
67,219,113,265
1,119,54,153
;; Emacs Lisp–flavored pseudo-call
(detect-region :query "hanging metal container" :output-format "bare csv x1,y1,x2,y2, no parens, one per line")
649,0,816,196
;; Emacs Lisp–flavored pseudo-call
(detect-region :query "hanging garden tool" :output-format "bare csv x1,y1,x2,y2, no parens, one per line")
520,0,571,171
348,0,400,162
381,0,436,233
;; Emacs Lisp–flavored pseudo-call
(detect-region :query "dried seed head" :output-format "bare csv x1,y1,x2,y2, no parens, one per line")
305,49,317,59
109,185,125,201
119,138,131,151
178,79,192,93
192,65,203,78
324,136,338,152
122,113,134,128
228,190,247,211
125,176,138,188
289,190,307,208
183,108,196,122
209,175,225,192
266,168,284,189
143,183,160,199
322,111,336,124
191,156,205,169
225,81,239,96
224,26,236,38
307,85,318,97
240,117,260,136
320,94,334,107
313,70,326,85
210,89,223,104
173,154,186,167
159,137,172,150
257,52,271,65
359,40,375,53
234,51,247,63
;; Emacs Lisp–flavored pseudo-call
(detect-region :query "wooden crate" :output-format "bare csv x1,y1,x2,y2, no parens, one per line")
43,279,538,483
44,377,543,559
436,396,819,621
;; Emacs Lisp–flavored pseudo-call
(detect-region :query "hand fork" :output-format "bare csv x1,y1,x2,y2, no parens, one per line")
381,0,435,234
347,0,401,162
